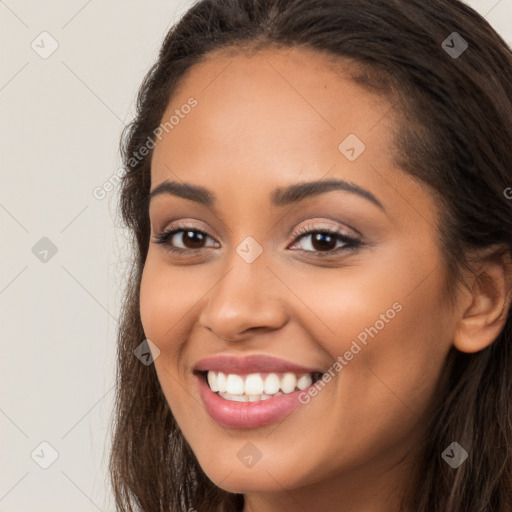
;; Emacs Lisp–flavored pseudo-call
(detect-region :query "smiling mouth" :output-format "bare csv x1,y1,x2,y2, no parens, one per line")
198,370,323,402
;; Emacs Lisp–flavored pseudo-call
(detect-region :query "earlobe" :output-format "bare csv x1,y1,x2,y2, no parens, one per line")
453,250,512,354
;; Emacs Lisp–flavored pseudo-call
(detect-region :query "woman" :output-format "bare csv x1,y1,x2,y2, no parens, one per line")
109,0,512,510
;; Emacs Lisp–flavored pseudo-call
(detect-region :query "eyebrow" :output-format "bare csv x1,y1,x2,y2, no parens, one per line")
149,178,385,211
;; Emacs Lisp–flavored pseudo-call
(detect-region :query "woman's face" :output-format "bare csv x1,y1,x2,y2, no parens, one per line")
140,47,459,501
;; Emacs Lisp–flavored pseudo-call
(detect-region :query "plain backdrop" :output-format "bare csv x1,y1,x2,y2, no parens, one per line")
1,1,511,510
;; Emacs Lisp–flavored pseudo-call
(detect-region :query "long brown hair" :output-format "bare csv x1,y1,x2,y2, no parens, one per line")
109,1,512,510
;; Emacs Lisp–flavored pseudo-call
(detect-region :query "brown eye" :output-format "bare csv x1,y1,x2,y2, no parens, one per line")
308,232,338,252
289,225,362,257
153,226,219,254
176,230,208,249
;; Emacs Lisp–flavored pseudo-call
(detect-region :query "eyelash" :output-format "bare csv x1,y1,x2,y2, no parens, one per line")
152,222,363,258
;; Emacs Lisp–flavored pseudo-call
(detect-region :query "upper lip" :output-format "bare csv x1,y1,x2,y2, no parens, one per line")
193,354,323,375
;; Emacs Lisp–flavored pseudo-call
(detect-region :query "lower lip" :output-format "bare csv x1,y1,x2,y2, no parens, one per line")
196,373,314,428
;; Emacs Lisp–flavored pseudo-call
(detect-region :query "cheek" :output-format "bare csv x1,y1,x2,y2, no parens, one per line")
139,259,199,400
284,254,453,413
139,260,199,422
139,258,197,347
276,263,452,474
279,263,404,357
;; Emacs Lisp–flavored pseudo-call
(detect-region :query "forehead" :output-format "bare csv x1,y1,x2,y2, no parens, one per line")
151,46,395,180
161,46,392,130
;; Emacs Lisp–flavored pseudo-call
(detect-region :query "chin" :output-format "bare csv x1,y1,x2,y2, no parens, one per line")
198,457,307,494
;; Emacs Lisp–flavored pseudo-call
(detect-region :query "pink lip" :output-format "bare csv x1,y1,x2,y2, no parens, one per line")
195,372,315,428
193,354,322,375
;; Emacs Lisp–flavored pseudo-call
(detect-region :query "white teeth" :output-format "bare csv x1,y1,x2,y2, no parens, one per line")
224,393,246,402
245,373,264,395
226,374,245,395
207,371,219,392
264,373,280,395
217,372,227,393
297,374,313,390
218,391,285,402
280,373,297,394
206,370,316,401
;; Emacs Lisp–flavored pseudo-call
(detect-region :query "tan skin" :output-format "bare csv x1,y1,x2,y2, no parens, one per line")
139,47,511,512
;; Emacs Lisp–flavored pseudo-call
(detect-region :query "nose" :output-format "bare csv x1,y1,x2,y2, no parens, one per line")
197,249,288,342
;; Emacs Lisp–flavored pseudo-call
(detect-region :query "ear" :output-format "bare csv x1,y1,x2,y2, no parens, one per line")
453,249,512,354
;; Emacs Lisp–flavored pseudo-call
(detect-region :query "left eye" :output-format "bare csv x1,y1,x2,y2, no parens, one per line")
289,229,361,255
152,226,362,257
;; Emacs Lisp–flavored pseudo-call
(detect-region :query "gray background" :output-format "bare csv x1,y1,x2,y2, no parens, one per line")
1,1,511,510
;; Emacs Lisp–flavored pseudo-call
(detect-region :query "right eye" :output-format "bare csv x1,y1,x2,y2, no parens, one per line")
153,225,220,254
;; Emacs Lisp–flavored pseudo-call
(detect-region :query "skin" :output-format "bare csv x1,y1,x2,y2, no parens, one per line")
139,46,511,512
